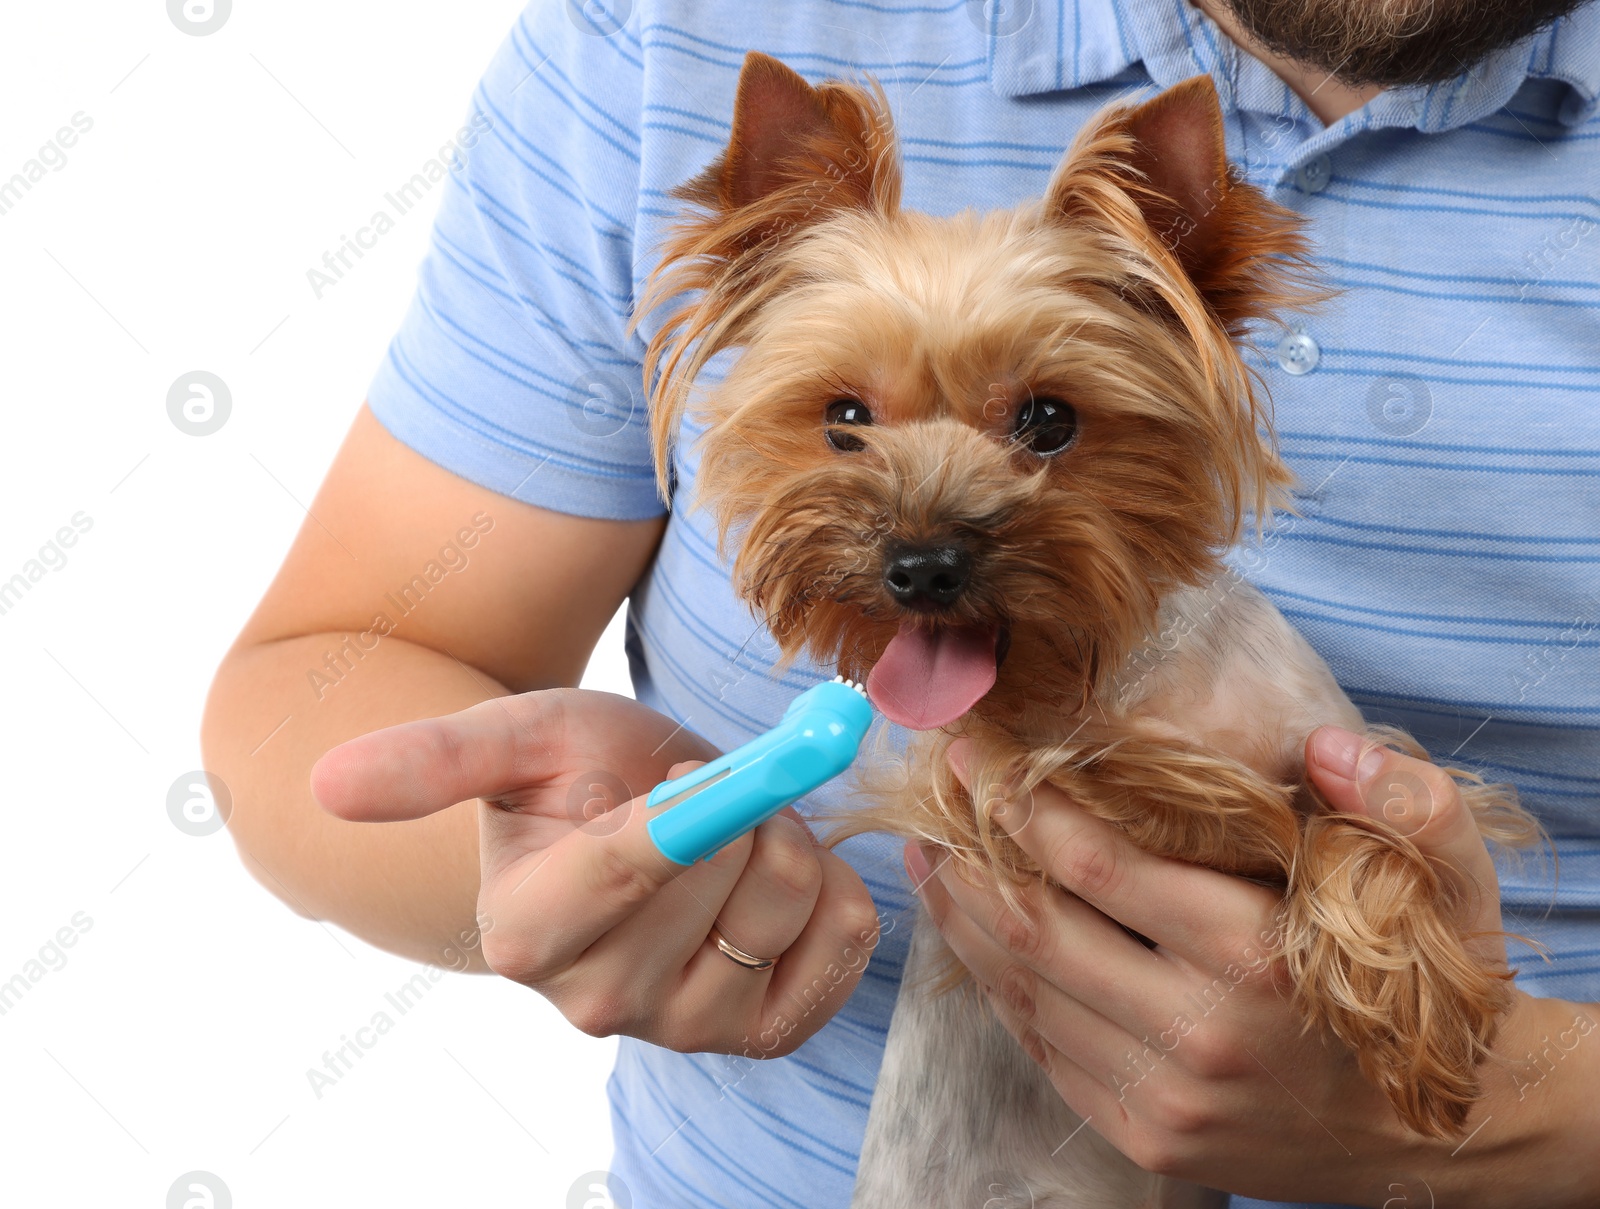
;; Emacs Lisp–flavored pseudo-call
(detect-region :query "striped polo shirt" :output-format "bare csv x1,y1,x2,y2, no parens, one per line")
366,1,1600,1205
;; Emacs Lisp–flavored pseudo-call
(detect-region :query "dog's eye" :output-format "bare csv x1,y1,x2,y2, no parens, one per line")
1012,395,1077,456
825,398,872,452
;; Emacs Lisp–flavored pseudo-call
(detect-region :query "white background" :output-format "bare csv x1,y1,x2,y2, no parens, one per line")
0,2,632,1205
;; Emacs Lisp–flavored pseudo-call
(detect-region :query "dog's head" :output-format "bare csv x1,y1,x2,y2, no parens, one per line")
637,52,1318,734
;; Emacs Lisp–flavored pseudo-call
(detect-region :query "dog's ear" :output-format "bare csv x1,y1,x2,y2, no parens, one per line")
635,52,900,504
675,51,901,244
1046,75,1317,333
1045,76,1316,549
1113,76,1238,289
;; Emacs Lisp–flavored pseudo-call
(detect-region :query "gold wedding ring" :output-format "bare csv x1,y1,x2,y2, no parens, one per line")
712,928,778,971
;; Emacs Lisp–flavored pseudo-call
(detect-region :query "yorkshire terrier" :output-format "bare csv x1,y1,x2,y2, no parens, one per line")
634,51,1540,1207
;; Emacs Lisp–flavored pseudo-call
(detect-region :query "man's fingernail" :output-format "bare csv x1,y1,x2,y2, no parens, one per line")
1310,726,1363,780
1311,727,1388,784
1357,746,1388,782
904,841,932,887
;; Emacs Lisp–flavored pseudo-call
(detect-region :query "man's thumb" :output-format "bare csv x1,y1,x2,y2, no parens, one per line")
1305,725,1466,849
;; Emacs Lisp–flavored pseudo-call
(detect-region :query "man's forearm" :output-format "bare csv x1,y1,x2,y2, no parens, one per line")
201,632,506,971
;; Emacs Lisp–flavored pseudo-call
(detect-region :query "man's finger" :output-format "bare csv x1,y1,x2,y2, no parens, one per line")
481,787,727,980
755,846,881,1039
912,842,1163,1041
311,696,556,821
1304,726,1495,883
314,691,720,824
950,746,1273,961
979,992,1124,1151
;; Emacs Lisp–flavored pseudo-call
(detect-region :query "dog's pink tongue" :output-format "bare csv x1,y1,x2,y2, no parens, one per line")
866,623,999,731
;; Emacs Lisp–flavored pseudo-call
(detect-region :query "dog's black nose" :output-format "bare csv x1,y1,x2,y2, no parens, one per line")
883,544,972,610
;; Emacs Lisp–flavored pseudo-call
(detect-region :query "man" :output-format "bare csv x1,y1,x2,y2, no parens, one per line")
203,1,1600,1205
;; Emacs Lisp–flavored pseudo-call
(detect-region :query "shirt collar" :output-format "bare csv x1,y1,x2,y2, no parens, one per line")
986,0,1600,131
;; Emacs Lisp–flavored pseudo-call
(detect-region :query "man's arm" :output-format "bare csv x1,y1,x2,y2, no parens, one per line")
200,404,664,970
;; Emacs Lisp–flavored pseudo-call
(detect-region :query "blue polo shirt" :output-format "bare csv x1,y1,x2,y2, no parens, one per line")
367,2,1600,1205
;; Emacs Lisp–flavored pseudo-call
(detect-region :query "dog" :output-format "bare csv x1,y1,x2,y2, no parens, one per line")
633,51,1541,1207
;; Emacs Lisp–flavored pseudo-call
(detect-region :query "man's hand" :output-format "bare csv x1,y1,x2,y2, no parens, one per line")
907,726,1600,1207
313,688,881,1058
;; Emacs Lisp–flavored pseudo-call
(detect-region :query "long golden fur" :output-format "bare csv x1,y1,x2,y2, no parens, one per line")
632,51,1542,1145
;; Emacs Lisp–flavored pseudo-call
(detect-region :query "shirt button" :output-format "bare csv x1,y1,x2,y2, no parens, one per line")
1276,330,1320,375
1295,153,1331,194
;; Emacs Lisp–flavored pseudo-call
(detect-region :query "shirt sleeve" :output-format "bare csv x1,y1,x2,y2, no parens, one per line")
366,2,662,521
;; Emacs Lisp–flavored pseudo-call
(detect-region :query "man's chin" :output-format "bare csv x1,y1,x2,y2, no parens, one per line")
1218,0,1586,88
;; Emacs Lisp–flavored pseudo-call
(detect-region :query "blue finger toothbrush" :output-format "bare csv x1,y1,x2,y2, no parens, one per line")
646,676,873,866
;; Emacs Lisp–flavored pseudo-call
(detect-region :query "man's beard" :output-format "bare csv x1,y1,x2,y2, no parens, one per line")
1220,0,1589,87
